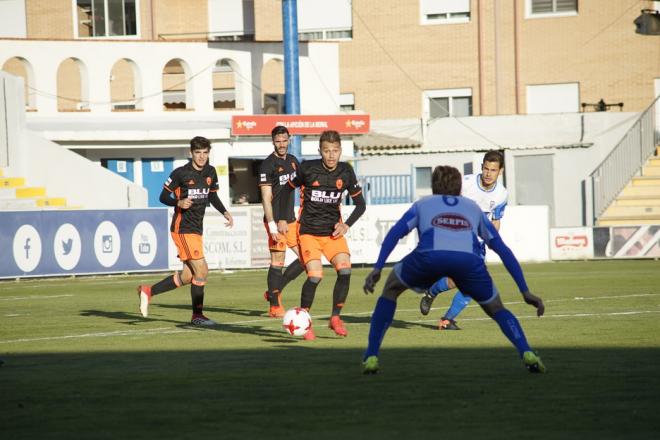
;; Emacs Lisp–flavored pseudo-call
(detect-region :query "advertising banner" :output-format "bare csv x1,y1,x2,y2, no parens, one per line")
0,209,169,278
593,225,660,258
231,114,370,135
550,227,594,260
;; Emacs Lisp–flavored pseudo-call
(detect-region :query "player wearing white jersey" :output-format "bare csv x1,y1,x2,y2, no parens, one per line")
361,165,545,374
420,151,507,330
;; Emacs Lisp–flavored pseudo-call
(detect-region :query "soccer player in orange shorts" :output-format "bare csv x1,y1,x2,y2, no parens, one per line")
280,130,366,339
136,136,233,326
258,125,305,317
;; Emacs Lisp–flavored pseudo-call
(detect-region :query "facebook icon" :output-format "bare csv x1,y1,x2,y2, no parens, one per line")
12,224,42,273
24,238,31,259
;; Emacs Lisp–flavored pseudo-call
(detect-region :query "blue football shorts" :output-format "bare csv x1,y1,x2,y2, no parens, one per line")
393,249,499,304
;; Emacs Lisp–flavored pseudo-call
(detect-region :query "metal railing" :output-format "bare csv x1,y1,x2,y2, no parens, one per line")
590,95,659,223
361,174,413,205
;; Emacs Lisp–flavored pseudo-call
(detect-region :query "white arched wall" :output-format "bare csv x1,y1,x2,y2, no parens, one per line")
162,58,192,110
56,57,89,111
109,58,143,110
0,56,36,109
0,39,339,116
215,57,245,110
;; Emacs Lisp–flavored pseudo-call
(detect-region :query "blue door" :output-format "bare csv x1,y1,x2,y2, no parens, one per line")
142,158,174,207
102,158,135,182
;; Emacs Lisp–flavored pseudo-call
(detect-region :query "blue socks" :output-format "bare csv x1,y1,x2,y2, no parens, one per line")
428,277,450,297
445,291,472,320
493,309,531,357
364,296,397,359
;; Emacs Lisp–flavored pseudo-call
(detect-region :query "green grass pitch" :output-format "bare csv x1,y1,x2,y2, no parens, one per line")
1,260,660,439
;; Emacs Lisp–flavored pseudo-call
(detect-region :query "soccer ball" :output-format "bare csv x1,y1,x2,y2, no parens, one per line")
282,307,312,336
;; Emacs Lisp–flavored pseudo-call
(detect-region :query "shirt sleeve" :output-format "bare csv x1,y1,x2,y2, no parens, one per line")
480,215,529,293
209,167,219,192
289,160,304,188
258,157,272,187
163,169,179,193
345,163,362,197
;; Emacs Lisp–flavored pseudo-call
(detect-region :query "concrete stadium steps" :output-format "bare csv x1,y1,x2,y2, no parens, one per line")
598,146,660,226
0,171,69,210
36,197,67,208
596,216,660,226
1,177,26,188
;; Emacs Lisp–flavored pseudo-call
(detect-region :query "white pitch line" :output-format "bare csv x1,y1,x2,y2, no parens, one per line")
394,292,660,315
410,309,660,324
0,327,192,344
0,294,74,301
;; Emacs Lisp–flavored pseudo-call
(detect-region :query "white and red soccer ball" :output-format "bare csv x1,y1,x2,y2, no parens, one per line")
282,307,312,336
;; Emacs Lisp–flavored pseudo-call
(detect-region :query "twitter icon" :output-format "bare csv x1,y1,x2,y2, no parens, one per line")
62,238,73,255
54,224,81,271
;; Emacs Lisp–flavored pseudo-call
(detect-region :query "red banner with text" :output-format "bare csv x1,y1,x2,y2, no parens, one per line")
231,114,370,135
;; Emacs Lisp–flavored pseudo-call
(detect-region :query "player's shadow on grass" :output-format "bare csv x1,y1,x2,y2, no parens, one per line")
176,320,339,342
340,314,436,331
79,309,187,326
155,303,266,318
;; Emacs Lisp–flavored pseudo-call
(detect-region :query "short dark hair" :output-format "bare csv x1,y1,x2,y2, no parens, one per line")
482,150,504,168
319,130,341,146
271,125,290,140
190,136,211,151
431,166,462,196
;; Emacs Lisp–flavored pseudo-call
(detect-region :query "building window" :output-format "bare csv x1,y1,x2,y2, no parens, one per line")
527,0,577,18
339,93,355,112
424,88,473,120
298,0,352,40
208,0,255,41
299,29,352,41
415,167,432,189
75,0,139,38
526,83,579,114
420,0,470,25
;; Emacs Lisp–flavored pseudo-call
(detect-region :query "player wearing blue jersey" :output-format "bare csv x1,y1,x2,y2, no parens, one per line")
361,165,545,374
420,150,507,330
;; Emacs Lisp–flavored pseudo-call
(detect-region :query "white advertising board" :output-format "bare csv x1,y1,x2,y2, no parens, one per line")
168,203,551,271
550,227,594,260
485,205,550,263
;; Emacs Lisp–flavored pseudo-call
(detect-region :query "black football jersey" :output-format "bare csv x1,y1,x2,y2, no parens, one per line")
292,160,362,236
163,161,219,235
258,153,300,223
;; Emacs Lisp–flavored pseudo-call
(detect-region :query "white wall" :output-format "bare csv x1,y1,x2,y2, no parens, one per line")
0,39,340,117
24,131,148,208
0,72,26,172
0,0,26,38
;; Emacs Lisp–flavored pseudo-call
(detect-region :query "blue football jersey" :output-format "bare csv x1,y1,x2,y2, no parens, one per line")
398,194,498,257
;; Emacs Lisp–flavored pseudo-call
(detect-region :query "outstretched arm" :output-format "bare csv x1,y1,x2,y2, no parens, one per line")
488,235,544,316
